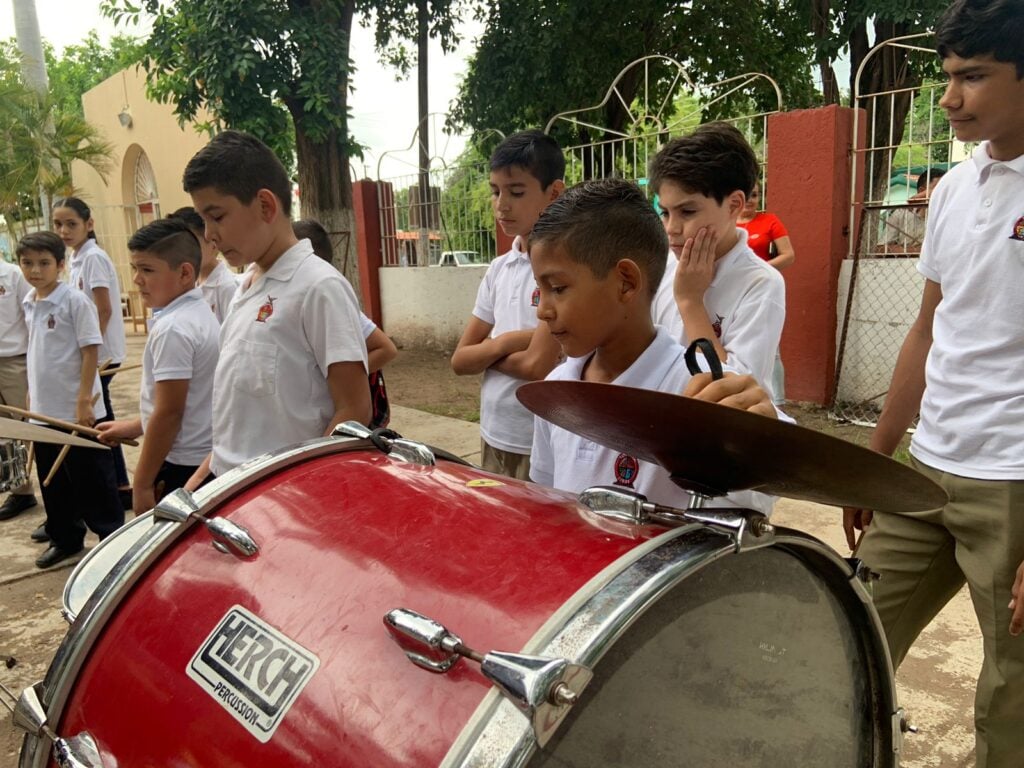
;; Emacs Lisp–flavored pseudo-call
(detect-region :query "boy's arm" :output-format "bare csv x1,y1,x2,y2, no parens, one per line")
76,344,99,426
492,322,563,381
185,453,212,492
365,327,398,374
91,287,113,336
450,316,531,375
673,228,728,364
132,379,189,514
324,361,372,433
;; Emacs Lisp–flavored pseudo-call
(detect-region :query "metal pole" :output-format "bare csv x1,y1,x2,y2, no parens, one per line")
415,0,430,267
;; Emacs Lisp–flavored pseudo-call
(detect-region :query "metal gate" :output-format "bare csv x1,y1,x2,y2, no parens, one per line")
832,33,964,424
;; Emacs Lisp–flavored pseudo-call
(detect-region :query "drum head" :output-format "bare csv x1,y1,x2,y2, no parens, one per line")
532,544,892,767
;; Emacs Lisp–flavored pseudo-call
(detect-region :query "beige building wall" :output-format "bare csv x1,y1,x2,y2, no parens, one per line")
72,66,211,328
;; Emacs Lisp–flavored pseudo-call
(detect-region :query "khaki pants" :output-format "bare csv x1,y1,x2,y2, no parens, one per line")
480,439,531,481
857,456,1024,768
0,354,34,496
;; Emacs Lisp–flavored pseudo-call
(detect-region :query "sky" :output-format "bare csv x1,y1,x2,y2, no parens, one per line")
0,0,483,178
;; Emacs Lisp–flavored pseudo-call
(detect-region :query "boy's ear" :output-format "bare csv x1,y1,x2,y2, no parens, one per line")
726,189,746,220
547,179,566,201
614,258,643,302
255,188,281,222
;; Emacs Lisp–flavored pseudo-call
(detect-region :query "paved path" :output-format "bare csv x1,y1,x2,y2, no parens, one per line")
0,337,978,766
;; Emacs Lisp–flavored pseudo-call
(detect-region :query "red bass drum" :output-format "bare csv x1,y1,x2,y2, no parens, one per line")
18,434,904,767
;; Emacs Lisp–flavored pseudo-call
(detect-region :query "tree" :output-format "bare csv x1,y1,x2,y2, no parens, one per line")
101,0,465,294
0,42,115,235
44,31,144,118
450,0,819,152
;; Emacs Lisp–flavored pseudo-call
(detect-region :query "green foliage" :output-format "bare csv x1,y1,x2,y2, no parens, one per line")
43,32,144,118
451,0,819,144
437,143,495,256
0,42,115,234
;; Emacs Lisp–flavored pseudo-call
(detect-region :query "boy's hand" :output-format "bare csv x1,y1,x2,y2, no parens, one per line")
1010,560,1024,637
133,484,157,516
674,227,718,304
683,372,776,418
842,507,873,551
96,420,135,446
75,397,96,428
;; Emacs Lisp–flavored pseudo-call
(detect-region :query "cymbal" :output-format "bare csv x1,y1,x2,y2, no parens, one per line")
0,419,106,449
517,381,947,514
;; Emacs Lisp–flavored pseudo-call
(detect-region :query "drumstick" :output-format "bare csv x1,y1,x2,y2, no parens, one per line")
43,394,101,488
0,404,138,446
99,363,142,377
98,358,113,374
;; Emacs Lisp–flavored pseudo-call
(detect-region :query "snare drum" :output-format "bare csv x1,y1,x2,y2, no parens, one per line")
0,439,28,493
20,436,904,767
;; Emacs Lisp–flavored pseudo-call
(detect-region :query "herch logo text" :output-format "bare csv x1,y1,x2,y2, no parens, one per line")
187,605,320,743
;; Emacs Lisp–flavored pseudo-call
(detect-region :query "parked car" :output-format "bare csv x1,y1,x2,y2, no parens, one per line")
436,250,479,267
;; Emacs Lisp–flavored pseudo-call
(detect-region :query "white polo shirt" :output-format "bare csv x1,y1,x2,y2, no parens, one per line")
211,240,367,475
911,143,1024,479
68,239,126,365
473,237,540,454
652,229,786,398
0,261,30,357
200,260,242,324
530,328,773,515
23,282,105,422
142,288,220,466
360,312,376,340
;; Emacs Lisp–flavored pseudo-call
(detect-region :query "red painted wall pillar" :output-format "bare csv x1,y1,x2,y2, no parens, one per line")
766,105,865,405
353,179,385,328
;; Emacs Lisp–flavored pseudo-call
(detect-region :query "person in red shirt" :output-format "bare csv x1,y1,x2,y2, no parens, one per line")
737,182,795,270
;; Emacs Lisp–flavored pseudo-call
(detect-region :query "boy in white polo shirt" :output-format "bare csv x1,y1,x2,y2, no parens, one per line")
846,2,1024,763
16,231,123,568
528,180,777,510
169,206,241,323
97,219,220,515
649,123,786,400
182,130,369,485
0,257,38,520
451,130,565,479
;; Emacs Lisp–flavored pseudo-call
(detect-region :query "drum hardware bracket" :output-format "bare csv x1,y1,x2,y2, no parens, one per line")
846,557,881,588
577,486,775,551
333,421,436,466
384,608,593,747
893,707,919,753
7,682,106,767
153,488,259,559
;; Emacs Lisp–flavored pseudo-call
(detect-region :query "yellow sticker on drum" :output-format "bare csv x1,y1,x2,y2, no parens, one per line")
466,479,505,487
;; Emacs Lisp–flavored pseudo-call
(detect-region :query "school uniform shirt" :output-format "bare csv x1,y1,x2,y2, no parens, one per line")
68,239,126,365
911,142,1024,479
200,260,242,324
651,229,786,398
530,328,773,515
211,239,368,476
473,236,539,454
0,261,30,357
23,282,105,422
360,312,376,340
141,288,220,466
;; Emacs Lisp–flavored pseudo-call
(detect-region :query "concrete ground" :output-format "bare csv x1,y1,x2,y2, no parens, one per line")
0,336,979,766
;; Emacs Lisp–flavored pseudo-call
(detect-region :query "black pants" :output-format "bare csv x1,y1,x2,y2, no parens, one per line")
154,461,200,500
35,438,124,552
98,366,129,487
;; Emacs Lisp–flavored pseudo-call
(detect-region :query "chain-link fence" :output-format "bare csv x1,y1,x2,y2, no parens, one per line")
831,34,964,425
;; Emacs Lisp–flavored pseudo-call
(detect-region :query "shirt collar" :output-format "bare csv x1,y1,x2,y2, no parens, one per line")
247,239,314,291
152,287,204,319
971,142,1024,178
24,281,69,309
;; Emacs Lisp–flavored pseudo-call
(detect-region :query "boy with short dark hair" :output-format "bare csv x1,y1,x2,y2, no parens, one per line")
528,178,776,509
649,122,785,399
182,130,369,484
16,231,122,568
168,206,240,323
451,130,564,479
846,2,1024,764
97,218,220,514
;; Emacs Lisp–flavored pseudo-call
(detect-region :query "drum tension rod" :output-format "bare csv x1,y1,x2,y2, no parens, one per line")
332,421,436,466
153,488,259,558
384,608,592,747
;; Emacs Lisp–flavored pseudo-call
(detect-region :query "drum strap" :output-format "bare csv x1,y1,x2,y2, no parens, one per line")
684,338,725,380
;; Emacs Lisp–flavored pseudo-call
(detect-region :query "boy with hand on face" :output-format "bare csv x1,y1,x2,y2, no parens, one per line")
97,219,219,515
182,130,370,487
529,179,776,509
451,130,564,480
650,122,785,400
